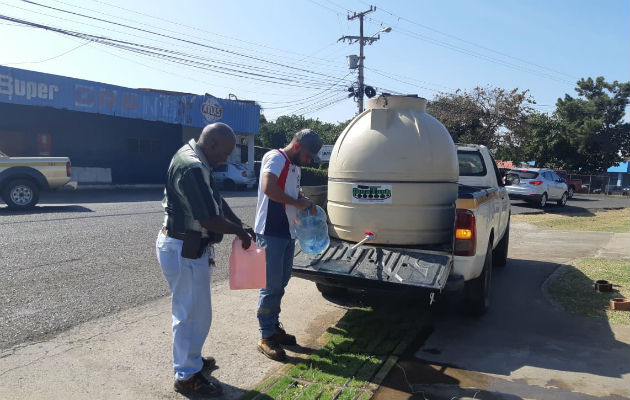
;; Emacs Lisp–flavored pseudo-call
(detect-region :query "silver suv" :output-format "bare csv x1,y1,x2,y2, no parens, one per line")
506,168,568,208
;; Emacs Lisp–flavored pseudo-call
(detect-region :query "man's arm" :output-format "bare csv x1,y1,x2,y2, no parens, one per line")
221,197,256,241
262,172,310,210
179,168,252,248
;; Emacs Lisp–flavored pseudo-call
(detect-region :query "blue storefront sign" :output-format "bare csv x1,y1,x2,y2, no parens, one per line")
0,65,260,134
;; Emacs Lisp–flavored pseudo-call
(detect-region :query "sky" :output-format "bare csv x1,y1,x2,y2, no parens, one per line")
0,0,628,124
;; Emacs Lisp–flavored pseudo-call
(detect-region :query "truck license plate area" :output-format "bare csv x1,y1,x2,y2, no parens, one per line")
293,240,452,290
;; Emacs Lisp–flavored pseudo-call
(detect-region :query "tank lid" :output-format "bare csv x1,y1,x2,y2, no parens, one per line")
366,94,427,112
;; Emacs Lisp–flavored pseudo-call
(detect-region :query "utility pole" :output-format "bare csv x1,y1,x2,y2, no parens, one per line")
338,6,378,114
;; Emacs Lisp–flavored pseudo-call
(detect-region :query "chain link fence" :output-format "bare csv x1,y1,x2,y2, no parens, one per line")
567,174,629,195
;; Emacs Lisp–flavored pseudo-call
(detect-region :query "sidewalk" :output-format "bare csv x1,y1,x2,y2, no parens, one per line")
0,279,346,400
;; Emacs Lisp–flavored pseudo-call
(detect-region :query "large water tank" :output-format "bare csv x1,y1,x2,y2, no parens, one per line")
327,95,458,245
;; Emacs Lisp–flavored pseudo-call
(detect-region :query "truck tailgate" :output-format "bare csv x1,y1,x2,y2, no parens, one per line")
293,239,452,290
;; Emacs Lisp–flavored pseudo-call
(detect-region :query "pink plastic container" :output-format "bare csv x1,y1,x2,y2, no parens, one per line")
229,237,267,290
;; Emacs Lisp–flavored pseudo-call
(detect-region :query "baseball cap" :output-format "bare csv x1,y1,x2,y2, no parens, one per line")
294,129,323,162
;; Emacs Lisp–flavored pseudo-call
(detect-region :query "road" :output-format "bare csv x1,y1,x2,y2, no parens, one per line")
1,189,627,350
510,193,629,214
0,188,257,350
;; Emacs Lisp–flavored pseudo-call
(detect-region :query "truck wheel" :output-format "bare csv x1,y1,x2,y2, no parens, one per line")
492,221,509,268
316,282,347,298
538,193,548,208
2,179,40,210
465,243,492,315
557,192,568,206
568,187,574,198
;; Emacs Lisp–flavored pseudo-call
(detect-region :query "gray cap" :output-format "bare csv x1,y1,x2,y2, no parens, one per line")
294,129,323,162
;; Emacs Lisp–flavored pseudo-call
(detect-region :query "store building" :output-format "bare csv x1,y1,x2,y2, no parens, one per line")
0,65,260,184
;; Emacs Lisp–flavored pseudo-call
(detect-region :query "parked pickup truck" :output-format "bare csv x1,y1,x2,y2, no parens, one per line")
554,169,582,198
292,144,510,314
0,149,74,209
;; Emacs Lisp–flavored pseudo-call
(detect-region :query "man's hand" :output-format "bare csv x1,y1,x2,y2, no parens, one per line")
237,227,252,250
295,198,310,211
242,224,256,242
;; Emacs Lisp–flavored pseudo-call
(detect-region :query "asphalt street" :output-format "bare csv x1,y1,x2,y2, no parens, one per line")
0,188,257,350
0,189,627,351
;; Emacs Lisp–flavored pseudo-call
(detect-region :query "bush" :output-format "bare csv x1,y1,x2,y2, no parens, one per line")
301,166,328,186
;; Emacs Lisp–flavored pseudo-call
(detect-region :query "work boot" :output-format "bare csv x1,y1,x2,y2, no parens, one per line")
202,356,217,372
174,372,223,397
273,323,297,345
257,337,287,361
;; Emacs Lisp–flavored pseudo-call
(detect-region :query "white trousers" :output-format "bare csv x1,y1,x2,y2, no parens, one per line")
155,231,214,380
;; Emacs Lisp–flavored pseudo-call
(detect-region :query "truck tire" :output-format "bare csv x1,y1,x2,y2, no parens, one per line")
2,179,40,210
465,242,492,315
492,221,509,268
316,282,347,298
557,192,568,206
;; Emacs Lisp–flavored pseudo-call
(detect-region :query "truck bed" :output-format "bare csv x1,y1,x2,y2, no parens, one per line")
292,184,492,292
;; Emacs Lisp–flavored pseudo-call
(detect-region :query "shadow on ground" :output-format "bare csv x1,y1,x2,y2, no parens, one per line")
0,205,93,214
372,257,629,400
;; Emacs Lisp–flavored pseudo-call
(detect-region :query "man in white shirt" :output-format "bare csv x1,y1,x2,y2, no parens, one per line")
254,129,323,361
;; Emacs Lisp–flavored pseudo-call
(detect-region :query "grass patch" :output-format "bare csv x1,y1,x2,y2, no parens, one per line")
512,208,629,233
548,258,630,325
242,301,427,400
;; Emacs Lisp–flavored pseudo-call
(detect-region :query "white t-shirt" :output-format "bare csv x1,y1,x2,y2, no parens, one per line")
254,149,301,239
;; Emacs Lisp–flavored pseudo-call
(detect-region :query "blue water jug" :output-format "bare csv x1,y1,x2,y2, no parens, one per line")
294,204,330,256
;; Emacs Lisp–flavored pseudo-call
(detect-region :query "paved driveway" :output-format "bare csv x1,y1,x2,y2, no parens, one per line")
375,223,629,400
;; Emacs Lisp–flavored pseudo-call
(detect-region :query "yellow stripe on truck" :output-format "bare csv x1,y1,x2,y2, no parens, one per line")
456,191,497,210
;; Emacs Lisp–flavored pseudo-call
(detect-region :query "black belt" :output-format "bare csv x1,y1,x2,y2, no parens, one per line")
161,227,212,248
161,226,187,240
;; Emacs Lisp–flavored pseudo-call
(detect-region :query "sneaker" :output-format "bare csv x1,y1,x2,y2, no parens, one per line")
273,323,297,345
202,356,216,372
257,337,287,361
174,372,223,397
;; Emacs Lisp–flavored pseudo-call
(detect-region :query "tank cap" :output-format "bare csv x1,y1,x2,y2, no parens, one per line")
367,94,427,112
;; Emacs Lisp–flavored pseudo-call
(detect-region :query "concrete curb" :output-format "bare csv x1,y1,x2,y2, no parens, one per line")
56,184,164,191
540,263,570,312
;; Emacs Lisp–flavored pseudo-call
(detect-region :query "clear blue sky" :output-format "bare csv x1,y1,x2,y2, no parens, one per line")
1,0,628,123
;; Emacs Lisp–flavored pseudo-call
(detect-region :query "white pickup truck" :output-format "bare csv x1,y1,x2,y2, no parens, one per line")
0,149,74,209
292,143,510,314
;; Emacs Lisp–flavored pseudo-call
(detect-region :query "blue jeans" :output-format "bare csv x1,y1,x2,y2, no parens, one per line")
155,231,213,381
257,234,295,338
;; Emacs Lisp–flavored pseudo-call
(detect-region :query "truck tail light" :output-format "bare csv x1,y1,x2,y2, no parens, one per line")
241,171,247,177
529,180,543,185
455,209,476,256
66,161,71,177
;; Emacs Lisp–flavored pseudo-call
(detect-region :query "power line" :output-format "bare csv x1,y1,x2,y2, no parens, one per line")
1,1,352,90
88,0,350,69
3,39,89,65
20,0,350,83
0,14,353,91
367,2,578,81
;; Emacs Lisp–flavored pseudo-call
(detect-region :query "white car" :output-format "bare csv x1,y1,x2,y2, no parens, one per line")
506,168,568,207
213,163,256,190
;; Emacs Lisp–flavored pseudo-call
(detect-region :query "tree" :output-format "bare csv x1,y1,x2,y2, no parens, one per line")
555,77,630,173
256,114,350,149
517,113,575,169
427,86,535,158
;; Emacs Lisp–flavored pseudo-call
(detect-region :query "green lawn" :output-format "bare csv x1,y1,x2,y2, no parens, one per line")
548,258,630,325
241,301,426,400
512,208,629,233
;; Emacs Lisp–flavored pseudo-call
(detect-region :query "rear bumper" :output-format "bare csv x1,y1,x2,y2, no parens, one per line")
508,192,541,202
